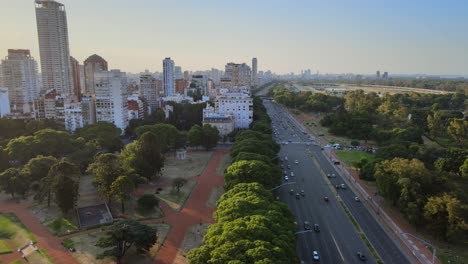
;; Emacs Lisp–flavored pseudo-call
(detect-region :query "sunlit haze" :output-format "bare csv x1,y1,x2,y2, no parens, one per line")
1,0,468,75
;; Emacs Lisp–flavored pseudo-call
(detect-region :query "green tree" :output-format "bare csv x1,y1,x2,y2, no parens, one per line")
87,153,124,205
111,176,135,214
49,161,80,214
135,123,179,152
447,118,467,145
188,124,203,147
424,193,468,241
224,160,280,190
75,122,123,152
22,155,58,183
202,124,219,150
172,177,187,193
96,220,157,264
0,168,29,198
460,158,468,179
0,147,10,173
139,132,164,180
137,194,159,211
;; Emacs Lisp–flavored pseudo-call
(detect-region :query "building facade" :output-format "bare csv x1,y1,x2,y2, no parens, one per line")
94,70,128,133
202,105,234,136
252,57,257,84
1,49,39,113
224,62,251,86
84,54,108,95
70,56,81,100
175,79,187,95
35,0,73,96
163,57,175,96
139,74,159,113
64,103,83,132
0,88,10,117
215,91,253,129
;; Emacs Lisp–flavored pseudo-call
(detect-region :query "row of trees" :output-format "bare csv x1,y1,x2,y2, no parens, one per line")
188,97,298,263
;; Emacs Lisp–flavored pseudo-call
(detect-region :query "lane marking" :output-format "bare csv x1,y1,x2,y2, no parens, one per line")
330,232,345,263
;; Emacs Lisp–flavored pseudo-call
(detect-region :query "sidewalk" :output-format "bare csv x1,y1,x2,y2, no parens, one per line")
285,107,439,264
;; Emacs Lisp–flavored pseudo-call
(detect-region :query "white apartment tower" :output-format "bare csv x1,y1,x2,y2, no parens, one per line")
1,49,40,113
252,58,258,84
139,74,159,113
94,70,128,133
163,57,175,96
175,66,183,80
35,0,73,97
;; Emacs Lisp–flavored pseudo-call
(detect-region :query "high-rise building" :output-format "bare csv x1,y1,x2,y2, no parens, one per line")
252,58,258,84
382,72,388,79
94,70,128,133
163,57,175,96
0,88,10,117
84,54,108,95
191,75,208,96
64,103,83,132
183,70,190,81
175,66,183,80
175,79,187,95
224,63,251,86
81,95,96,125
35,0,73,96
376,71,380,79
1,49,40,113
70,56,81,101
139,74,159,113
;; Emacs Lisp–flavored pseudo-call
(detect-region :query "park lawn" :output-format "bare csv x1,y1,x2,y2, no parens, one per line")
70,223,170,264
0,213,37,247
45,217,79,237
335,150,375,168
163,151,213,180
110,198,164,220
155,180,197,210
0,240,13,254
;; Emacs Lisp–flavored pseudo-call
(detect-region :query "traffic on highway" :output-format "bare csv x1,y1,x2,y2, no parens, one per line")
264,98,410,264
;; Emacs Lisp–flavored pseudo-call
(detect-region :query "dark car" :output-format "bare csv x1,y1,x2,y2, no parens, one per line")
324,196,329,202
304,221,311,230
357,252,367,261
296,193,300,199
300,190,305,196
313,224,320,232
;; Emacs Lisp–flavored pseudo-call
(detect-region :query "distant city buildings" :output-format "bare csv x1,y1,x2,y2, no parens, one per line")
252,57,258,85
175,66,183,80
35,0,73,96
376,70,381,79
94,70,129,133
84,54,108,95
163,57,175,96
224,63,251,87
1,49,39,113
175,79,188,95
0,88,10,117
382,72,389,79
139,73,159,113
70,56,81,100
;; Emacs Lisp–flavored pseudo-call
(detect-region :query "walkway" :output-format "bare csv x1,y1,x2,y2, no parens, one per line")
0,199,78,264
153,148,227,264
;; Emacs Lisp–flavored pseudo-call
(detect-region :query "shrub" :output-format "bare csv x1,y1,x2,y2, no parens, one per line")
351,140,360,146
137,194,159,211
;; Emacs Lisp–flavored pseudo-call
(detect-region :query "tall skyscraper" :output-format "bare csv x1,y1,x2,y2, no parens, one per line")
0,88,10,117
376,70,381,79
252,58,258,84
163,57,175,96
175,66,183,80
84,54,108,95
94,70,128,133
139,74,159,113
1,49,40,113
35,0,73,96
70,56,81,101
224,62,251,86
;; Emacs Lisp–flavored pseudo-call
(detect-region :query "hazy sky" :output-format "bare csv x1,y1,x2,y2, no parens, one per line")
1,0,468,75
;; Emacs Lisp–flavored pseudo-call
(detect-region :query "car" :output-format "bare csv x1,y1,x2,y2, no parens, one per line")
335,184,340,189
355,196,360,202
304,221,311,230
340,184,346,189
313,251,320,260
357,252,367,261
334,160,341,165
290,172,295,177
288,139,292,142
289,189,294,194
284,175,289,181
284,156,288,161
324,196,329,202
300,190,305,196
284,170,287,174
296,193,300,199
313,224,320,232
287,164,291,169
295,160,299,164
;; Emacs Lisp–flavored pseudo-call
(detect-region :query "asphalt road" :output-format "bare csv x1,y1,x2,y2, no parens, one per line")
263,99,410,264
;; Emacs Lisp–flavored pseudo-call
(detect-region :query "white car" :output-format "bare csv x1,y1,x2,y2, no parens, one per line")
313,251,320,260
290,172,294,177
295,160,299,165
284,175,289,181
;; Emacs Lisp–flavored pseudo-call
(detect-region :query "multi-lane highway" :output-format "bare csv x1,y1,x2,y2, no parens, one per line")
264,98,410,264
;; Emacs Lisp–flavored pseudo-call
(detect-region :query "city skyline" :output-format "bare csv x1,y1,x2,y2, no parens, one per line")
1,0,468,75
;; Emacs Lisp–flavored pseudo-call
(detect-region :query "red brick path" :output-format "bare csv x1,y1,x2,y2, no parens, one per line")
0,200,78,264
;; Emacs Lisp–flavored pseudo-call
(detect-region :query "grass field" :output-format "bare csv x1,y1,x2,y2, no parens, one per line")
45,217,79,237
0,213,37,247
335,150,375,168
155,180,197,210
0,240,12,254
